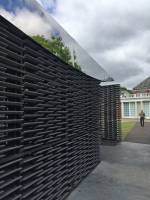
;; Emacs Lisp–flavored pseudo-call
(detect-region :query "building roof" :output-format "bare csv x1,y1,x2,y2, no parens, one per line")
0,0,112,82
133,77,150,90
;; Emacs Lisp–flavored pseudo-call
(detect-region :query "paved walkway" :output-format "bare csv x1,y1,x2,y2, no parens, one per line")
125,122,150,144
67,142,150,200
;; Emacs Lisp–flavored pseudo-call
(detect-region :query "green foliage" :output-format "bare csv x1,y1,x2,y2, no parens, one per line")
74,62,81,70
72,50,81,71
121,86,128,91
121,86,132,94
32,35,81,70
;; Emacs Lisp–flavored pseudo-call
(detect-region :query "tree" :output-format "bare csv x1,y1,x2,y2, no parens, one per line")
121,86,133,94
32,35,81,70
73,50,81,71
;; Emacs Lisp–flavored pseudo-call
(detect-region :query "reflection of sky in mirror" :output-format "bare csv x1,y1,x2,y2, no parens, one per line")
0,0,111,81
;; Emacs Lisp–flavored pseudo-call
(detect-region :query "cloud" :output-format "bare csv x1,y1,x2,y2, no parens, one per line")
50,0,150,88
1,0,150,88
0,7,52,37
36,0,56,13
0,5,110,81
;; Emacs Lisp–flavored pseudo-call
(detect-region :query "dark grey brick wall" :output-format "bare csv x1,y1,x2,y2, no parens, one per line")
100,85,121,144
0,16,100,200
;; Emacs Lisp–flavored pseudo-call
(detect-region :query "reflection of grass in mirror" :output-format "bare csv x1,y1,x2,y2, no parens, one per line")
122,121,136,140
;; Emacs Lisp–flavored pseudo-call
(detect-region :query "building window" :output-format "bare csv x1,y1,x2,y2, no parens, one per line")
124,102,129,116
137,102,141,115
143,102,150,117
130,102,135,117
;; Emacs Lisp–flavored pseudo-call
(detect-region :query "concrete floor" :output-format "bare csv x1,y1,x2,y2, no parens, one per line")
67,142,150,200
125,122,150,144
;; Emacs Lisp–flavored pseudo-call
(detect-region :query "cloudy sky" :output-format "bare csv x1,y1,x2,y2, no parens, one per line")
36,0,150,88
0,0,150,88
0,0,110,81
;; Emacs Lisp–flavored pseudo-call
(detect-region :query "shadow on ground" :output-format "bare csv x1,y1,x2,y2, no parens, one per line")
67,142,150,200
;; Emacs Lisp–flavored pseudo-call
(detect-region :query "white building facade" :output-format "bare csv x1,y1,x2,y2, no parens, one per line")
121,94,150,119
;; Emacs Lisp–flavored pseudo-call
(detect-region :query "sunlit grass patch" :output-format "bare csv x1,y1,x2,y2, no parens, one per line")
121,121,136,140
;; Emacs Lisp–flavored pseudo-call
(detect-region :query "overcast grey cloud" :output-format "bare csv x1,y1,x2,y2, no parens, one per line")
0,8,52,36
38,0,150,88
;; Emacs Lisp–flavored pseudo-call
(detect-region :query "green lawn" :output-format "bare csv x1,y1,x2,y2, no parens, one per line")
121,121,136,140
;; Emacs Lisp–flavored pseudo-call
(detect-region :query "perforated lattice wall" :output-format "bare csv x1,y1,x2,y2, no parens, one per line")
100,85,121,144
0,16,100,200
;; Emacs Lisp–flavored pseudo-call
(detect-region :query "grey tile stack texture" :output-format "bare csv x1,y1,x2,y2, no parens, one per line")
0,15,101,200
100,85,121,144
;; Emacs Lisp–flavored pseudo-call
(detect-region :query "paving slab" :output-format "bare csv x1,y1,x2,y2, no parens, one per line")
67,142,150,200
125,122,150,144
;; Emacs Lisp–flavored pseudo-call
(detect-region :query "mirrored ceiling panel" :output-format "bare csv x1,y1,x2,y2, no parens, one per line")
0,0,112,81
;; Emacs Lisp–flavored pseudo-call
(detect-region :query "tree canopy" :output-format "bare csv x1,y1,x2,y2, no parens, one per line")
32,35,81,71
